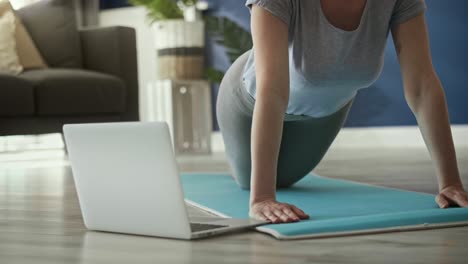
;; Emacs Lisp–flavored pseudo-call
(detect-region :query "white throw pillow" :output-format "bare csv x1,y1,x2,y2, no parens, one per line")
0,10,23,74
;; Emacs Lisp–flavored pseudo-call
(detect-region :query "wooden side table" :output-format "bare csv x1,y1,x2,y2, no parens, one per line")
147,79,212,155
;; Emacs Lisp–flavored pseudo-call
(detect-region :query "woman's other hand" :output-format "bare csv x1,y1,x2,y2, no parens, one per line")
436,185,468,208
249,199,309,223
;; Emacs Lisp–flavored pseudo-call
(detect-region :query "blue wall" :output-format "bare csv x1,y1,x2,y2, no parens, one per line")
346,0,468,127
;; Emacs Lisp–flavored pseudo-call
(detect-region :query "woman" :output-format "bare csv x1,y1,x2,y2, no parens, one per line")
216,0,468,224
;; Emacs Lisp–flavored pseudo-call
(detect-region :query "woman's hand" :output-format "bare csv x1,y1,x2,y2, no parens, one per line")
436,185,468,208
249,199,309,223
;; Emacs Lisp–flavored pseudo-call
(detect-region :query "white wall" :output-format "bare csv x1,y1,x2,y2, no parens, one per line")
99,6,158,121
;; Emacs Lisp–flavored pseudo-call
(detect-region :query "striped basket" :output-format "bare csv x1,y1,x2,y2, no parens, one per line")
153,19,205,80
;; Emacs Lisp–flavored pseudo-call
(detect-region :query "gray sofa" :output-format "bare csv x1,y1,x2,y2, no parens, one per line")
0,0,139,136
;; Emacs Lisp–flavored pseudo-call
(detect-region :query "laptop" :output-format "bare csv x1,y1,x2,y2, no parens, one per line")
63,121,267,240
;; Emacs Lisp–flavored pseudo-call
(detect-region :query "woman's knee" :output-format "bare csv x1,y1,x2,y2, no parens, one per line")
236,180,251,190
231,166,251,190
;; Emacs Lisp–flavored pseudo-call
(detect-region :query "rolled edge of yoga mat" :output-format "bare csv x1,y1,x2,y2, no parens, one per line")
256,208,468,240
187,196,468,240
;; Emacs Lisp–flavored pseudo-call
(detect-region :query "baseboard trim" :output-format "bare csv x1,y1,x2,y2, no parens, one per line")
2,125,466,153
211,125,468,152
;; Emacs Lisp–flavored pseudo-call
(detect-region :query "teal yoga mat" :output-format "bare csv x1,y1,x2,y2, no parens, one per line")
181,173,468,240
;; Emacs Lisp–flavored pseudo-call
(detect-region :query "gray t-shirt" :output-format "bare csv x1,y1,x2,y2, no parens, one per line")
242,0,426,117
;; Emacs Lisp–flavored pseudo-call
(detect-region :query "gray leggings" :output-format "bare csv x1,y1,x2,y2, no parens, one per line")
216,50,353,189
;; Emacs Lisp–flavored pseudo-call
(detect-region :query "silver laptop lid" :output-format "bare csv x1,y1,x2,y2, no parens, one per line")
63,122,191,239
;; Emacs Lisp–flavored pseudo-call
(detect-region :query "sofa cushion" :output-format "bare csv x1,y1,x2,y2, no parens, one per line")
0,73,34,116
16,0,82,68
20,69,126,116
0,11,22,75
0,1,48,70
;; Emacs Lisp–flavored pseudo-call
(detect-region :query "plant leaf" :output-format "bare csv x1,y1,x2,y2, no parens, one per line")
205,67,224,84
128,0,184,21
205,15,252,63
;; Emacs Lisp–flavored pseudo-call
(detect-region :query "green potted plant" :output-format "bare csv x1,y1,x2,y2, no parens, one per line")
128,0,204,22
128,0,206,80
128,0,251,83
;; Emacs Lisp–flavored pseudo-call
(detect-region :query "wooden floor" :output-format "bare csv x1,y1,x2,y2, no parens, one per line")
0,145,467,264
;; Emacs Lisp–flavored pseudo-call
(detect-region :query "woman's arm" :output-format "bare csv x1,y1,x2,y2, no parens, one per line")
250,5,289,205
391,14,468,207
248,5,309,223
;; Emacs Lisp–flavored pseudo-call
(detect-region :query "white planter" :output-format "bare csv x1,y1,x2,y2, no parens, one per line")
152,19,205,80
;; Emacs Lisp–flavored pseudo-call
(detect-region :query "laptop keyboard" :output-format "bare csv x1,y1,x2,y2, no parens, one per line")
190,223,228,232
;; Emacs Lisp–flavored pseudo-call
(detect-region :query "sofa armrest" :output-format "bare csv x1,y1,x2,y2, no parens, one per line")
80,26,139,121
